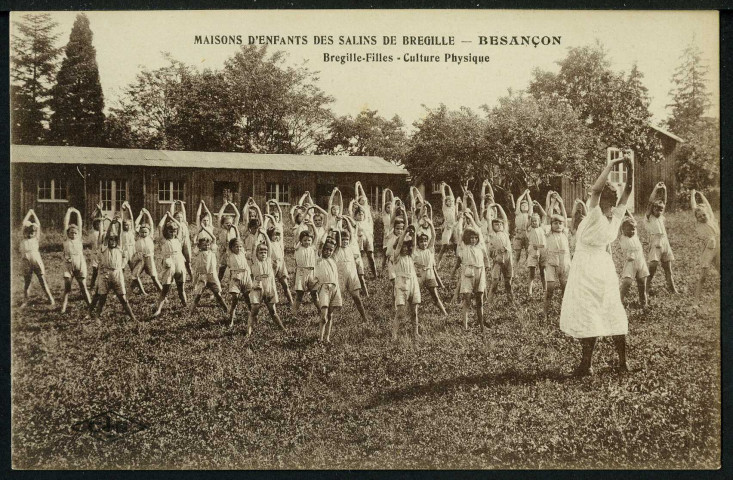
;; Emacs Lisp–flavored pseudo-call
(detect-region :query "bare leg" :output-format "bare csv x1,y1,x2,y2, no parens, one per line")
428,287,447,316
325,307,337,343
61,279,72,313
280,278,294,305
436,244,448,268
485,280,497,309
647,260,658,292
212,288,229,312
78,278,92,305
662,261,678,294
22,274,32,304
37,274,54,305
310,291,320,313
190,294,202,313
528,266,536,296
475,292,484,331
267,304,285,330
118,294,137,321
461,295,470,330
247,305,259,335
393,304,405,339
294,291,304,316
319,306,328,342
229,294,239,327
505,279,514,304
152,284,171,317
367,251,377,278
218,265,227,282
352,292,369,322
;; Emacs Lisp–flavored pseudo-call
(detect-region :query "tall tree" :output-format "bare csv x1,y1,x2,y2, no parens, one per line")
316,109,408,164
223,45,334,154
666,37,712,134
404,105,490,188
49,13,105,146
528,42,662,164
483,92,596,193
10,13,62,144
665,37,718,191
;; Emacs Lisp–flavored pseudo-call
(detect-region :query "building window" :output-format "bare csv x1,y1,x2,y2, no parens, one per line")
266,182,290,204
369,185,380,208
100,180,128,214
431,182,441,194
158,180,185,203
37,178,67,202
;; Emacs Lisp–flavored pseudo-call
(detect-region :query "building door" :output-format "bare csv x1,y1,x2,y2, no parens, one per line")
100,180,128,217
607,148,634,212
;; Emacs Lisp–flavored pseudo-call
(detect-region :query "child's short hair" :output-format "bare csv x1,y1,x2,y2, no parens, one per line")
267,226,282,240
491,217,503,225
256,242,268,252
531,213,541,223
220,215,232,226
67,224,79,235
139,224,151,233
248,218,259,229
652,199,666,208
550,214,566,224
462,227,479,243
417,232,429,241
229,237,244,250
622,215,637,227
299,230,313,242
23,224,38,236
340,229,351,240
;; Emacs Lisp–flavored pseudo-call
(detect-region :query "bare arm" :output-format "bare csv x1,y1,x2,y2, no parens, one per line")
588,158,625,209
533,201,546,224
393,225,410,263
616,156,634,208
63,208,72,232
230,201,241,226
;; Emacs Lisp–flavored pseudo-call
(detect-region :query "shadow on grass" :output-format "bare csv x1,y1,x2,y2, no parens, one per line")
365,368,567,409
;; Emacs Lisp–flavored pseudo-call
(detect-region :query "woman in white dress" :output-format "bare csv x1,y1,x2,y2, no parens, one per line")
560,153,633,376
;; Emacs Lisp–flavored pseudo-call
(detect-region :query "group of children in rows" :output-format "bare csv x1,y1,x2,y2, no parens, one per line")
18,172,719,343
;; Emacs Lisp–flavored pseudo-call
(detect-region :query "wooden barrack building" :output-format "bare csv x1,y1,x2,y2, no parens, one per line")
11,145,409,228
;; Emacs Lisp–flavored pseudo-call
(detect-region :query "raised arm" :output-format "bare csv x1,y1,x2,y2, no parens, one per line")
495,204,509,228
263,214,275,233
508,192,515,212
272,201,282,225
426,218,437,249
555,193,568,221
178,200,188,223
228,201,240,227
355,181,367,201
616,155,634,208
392,224,411,262
196,201,204,229
348,199,357,218
588,158,625,209
63,208,73,233
382,188,393,212
533,201,547,224
134,209,145,230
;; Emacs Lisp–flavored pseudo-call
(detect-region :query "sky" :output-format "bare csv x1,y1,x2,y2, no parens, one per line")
13,10,719,127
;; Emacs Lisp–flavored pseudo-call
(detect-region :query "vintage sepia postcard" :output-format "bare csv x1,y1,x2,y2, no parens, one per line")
9,9,720,470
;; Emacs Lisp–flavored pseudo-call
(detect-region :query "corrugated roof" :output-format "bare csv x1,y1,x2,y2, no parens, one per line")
10,145,408,175
649,124,685,143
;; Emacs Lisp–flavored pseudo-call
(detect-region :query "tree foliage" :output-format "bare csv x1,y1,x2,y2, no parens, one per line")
10,13,62,144
110,46,334,154
49,13,106,147
316,109,408,164
483,93,596,192
528,43,662,164
665,38,718,192
404,105,490,188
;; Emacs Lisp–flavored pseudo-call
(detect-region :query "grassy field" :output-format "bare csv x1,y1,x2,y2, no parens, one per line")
11,211,720,469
